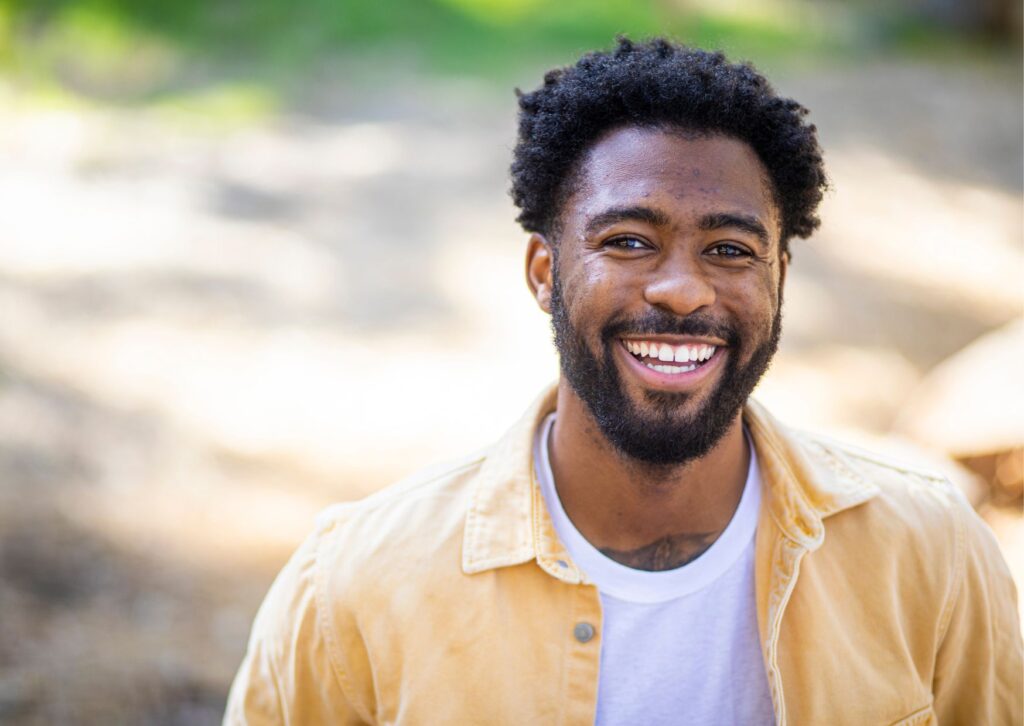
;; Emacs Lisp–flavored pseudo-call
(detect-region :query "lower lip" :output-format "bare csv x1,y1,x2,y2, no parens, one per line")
616,340,726,391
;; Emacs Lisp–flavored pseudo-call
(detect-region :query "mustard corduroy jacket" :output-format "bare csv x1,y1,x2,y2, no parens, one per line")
226,387,1023,725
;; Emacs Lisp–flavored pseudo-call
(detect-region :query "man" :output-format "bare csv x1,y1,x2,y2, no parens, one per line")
226,38,1022,725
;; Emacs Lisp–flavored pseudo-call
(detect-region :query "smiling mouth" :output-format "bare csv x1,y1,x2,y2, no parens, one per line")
621,339,719,375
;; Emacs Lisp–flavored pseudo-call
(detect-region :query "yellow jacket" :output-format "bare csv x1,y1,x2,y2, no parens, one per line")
226,387,1023,725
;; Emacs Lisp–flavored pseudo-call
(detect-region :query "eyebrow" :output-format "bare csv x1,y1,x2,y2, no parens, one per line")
583,205,671,237
698,212,771,247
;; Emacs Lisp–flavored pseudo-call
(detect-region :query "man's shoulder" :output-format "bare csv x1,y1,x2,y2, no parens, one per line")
311,450,488,571
229,450,504,723
320,450,487,524
788,426,994,570
748,399,965,520
299,452,489,593
784,425,1019,678
796,427,962,505
754,410,985,558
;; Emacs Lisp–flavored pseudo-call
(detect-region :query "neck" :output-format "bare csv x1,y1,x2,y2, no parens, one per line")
548,381,750,571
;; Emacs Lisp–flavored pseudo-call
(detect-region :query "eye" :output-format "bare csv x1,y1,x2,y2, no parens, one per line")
605,236,650,251
706,242,751,258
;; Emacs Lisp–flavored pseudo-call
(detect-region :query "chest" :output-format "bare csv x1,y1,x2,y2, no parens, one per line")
595,559,774,725
348,553,937,725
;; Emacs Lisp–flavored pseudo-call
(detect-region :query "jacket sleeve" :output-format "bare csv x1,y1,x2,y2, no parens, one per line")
932,498,1023,725
223,528,370,726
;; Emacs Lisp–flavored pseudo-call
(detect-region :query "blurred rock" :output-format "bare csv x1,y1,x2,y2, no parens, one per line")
894,319,1024,509
894,319,1023,456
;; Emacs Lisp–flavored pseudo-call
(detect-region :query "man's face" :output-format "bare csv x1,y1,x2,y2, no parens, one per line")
543,126,787,465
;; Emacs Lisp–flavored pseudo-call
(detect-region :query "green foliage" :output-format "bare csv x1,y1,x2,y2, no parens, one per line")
0,0,828,73
0,0,1006,107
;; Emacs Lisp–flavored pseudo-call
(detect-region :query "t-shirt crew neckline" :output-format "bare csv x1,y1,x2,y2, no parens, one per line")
534,413,762,605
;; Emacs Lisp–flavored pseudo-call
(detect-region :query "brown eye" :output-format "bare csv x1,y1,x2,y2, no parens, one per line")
606,236,648,250
708,242,750,257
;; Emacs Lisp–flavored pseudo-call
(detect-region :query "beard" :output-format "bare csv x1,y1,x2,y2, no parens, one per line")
550,267,782,467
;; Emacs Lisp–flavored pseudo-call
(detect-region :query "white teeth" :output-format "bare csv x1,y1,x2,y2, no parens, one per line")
645,362,698,374
625,339,719,365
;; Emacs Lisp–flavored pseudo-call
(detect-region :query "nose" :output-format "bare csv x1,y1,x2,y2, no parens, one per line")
642,251,716,317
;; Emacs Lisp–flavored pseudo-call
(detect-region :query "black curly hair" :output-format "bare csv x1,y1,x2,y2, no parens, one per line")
510,37,827,253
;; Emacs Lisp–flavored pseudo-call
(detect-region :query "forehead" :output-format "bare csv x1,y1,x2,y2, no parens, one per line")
565,127,780,236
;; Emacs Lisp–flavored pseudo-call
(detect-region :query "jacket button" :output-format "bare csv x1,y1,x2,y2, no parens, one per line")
573,622,595,643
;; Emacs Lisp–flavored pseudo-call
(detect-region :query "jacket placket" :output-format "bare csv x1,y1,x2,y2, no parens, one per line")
757,524,811,726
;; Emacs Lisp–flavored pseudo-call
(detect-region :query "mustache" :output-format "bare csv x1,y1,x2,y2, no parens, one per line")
602,310,739,345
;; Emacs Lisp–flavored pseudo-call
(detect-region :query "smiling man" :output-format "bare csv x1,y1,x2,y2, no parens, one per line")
226,39,1022,725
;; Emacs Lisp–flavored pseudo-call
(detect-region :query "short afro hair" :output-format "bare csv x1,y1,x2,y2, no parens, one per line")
510,37,827,252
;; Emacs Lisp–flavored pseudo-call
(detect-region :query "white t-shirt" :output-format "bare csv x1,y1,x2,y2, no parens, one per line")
534,414,775,725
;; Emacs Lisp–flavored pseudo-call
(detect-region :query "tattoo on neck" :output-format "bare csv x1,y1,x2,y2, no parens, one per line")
599,531,719,571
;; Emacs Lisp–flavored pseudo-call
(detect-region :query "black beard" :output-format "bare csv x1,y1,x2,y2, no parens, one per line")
550,267,782,466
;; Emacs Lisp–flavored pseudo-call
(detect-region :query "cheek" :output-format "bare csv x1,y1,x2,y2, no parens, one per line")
750,261,782,307
564,258,626,318
726,274,780,331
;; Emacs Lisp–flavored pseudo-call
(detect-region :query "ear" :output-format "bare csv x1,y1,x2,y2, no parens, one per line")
526,233,554,314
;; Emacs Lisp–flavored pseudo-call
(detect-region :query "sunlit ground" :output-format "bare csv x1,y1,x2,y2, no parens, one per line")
0,55,1020,721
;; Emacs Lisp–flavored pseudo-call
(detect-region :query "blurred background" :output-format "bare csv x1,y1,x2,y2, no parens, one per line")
0,0,1021,722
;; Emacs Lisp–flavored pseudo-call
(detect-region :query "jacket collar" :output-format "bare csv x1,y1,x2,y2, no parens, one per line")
742,398,880,549
461,386,564,577
461,384,880,576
